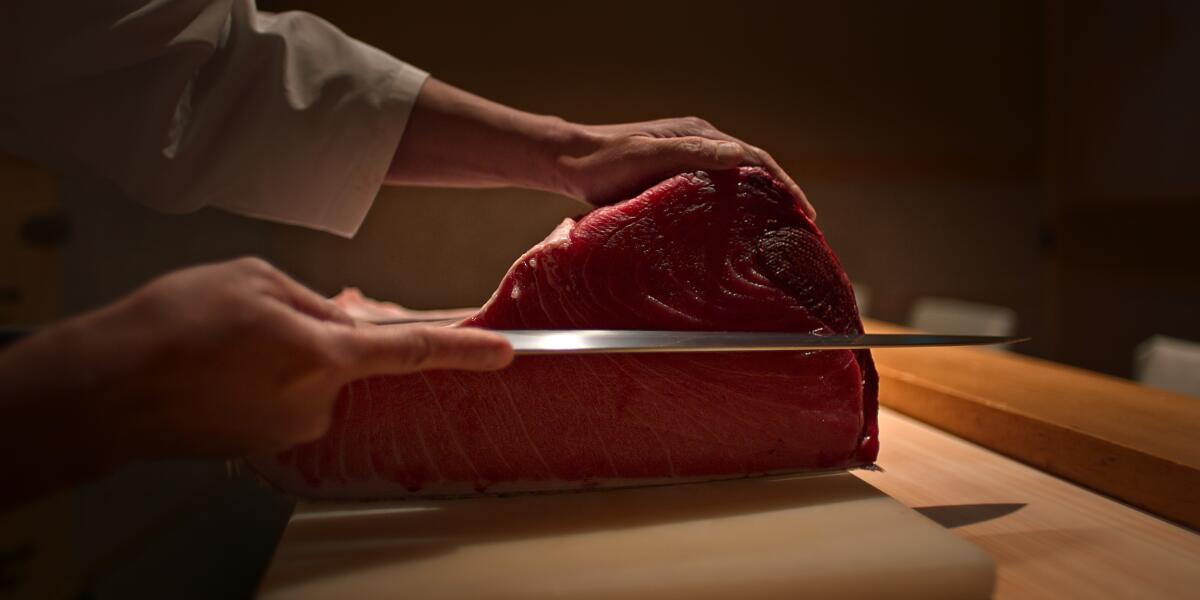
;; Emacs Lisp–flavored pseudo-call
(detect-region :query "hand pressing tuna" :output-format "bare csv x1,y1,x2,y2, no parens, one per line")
0,257,512,510
388,78,814,219
561,118,812,218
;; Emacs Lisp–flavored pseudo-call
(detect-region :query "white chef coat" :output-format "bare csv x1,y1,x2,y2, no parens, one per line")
0,0,429,237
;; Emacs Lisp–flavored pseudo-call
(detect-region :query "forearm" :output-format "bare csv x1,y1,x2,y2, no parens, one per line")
387,78,589,196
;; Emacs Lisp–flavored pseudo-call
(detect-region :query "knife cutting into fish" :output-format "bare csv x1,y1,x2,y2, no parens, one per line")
0,321,1022,352
480,330,1024,354
0,322,1023,353
360,322,1025,355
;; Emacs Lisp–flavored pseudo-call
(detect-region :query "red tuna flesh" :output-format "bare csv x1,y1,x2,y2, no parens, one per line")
250,167,879,498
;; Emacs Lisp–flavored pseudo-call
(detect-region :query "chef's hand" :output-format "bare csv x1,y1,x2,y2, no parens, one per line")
560,118,813,218
0,257,512,509
388,78,814,218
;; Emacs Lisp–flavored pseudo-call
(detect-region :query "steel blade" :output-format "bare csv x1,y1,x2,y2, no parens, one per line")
493,330,1027,355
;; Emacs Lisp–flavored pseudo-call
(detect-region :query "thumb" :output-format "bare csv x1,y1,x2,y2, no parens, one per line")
652,137,745,171
340,325,514,379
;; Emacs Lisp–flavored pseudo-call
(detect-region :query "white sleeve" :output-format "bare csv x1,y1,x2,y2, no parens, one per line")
0,0,428,238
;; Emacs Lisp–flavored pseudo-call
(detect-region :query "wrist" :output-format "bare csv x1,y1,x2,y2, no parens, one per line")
530,117,599,200
42,315,140,468
34,297,164,460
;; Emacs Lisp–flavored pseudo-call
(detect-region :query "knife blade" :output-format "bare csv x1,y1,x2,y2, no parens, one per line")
0,324,1024,355
491,330,1026,355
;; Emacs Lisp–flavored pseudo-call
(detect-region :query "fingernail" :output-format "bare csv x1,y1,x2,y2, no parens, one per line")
716,142,741,163
477,334,515,368
483,343,515,369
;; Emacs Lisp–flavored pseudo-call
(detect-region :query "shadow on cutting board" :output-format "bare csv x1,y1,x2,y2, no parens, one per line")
915,503,1026,528
268,471,868,589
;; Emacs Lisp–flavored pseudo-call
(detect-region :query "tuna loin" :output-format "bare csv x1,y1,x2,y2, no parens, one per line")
250,167,879,499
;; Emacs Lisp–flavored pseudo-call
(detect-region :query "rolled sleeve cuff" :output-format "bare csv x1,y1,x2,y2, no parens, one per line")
216,59,429,238
317,63,428,238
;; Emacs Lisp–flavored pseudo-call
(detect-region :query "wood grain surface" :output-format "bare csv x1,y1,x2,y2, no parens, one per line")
856,409,1200,599
863,319,1200,529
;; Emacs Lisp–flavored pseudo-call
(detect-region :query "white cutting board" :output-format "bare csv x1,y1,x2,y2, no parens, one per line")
256,473,994,599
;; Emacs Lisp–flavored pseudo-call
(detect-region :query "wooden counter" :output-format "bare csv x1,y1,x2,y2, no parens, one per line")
864,319,1200,530
857,409,1200,599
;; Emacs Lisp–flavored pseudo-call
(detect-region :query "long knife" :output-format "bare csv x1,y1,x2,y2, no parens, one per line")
491,330,1025,355
0,325,1024,355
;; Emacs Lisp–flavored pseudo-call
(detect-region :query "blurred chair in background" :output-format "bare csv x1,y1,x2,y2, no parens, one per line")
851,282,871,318
1135,335,1200,398
908,297,1018,349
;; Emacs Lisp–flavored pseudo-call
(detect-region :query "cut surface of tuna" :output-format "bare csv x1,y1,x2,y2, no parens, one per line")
250,167,879,499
